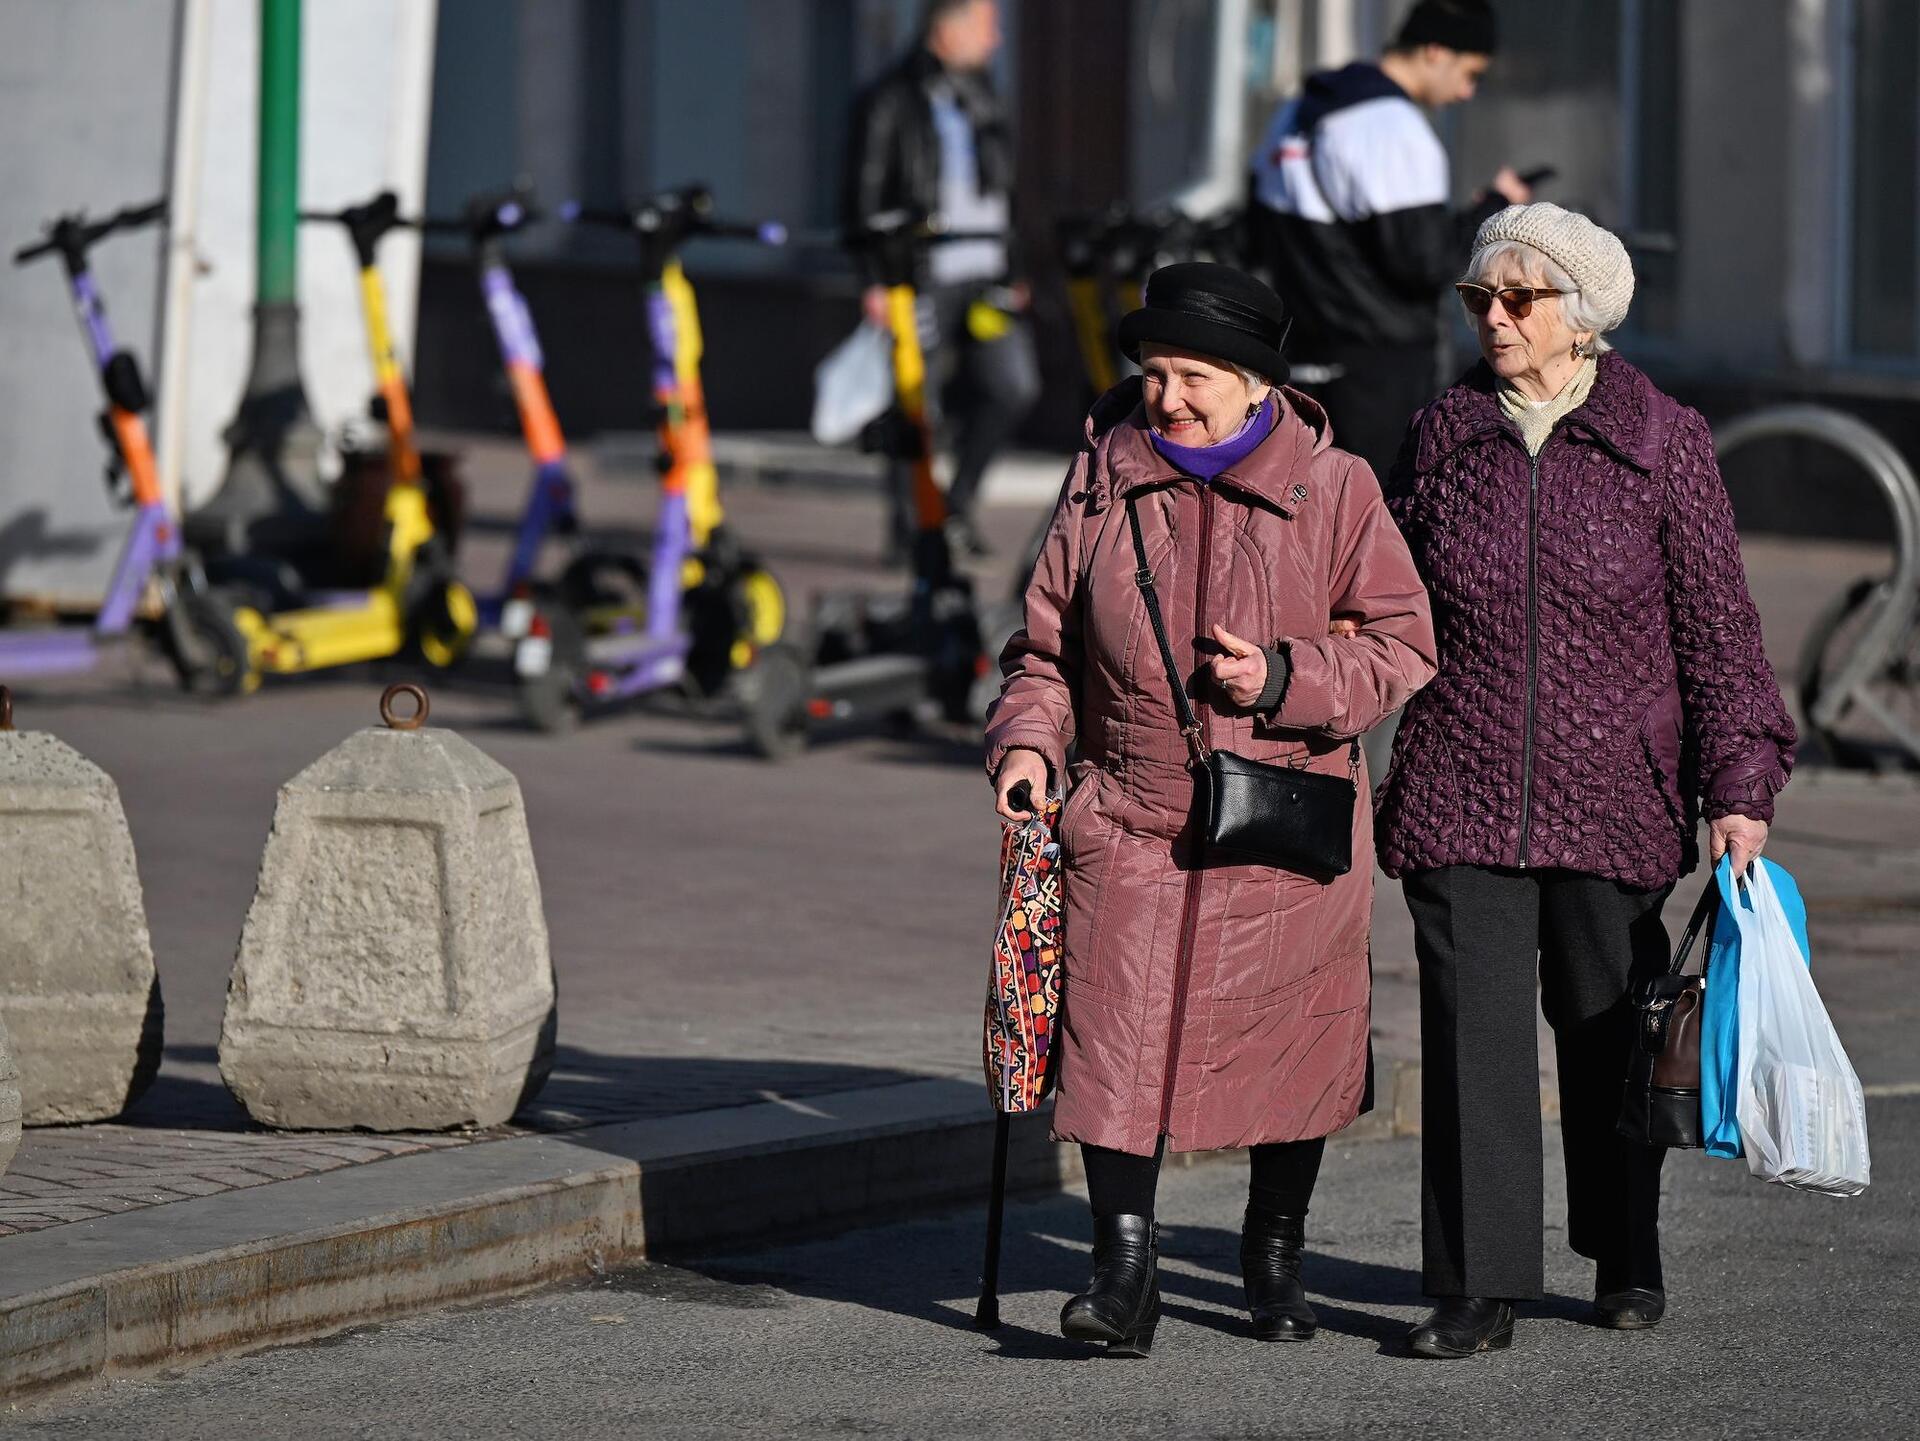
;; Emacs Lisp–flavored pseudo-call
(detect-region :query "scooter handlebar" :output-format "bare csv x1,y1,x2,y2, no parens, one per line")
414,190,542,242
706,219,787,246
849,210,1006,247
13,198,167,266
558,199,786,248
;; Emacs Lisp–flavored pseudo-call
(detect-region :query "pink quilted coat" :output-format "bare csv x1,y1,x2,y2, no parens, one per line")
985,381,1437,1157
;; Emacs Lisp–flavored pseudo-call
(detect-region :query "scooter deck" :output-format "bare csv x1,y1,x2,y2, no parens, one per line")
805,651,934,716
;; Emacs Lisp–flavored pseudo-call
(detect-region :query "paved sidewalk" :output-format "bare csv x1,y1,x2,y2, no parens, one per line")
0,432,1911,1397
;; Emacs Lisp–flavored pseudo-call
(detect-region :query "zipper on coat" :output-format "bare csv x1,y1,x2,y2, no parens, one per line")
1518,450,1540,868
1161,486,1211,1136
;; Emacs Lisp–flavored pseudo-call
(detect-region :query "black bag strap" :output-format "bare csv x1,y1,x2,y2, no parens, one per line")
1125,494,1208,766
1665,878,1722,979
1123,492,1360,776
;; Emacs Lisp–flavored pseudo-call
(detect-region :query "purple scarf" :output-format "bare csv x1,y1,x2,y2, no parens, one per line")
1149,396,1278,480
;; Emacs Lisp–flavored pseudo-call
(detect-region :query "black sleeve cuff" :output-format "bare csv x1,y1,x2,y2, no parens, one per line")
1256,642,1291,714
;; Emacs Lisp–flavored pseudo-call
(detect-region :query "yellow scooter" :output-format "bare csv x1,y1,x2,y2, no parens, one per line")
221,192,475,681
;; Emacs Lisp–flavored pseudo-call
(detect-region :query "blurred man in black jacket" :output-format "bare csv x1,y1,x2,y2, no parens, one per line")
843,0,1038,562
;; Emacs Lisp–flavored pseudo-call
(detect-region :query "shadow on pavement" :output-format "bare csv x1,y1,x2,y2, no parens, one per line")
110,1043,947,1140
667,1176,1448,1360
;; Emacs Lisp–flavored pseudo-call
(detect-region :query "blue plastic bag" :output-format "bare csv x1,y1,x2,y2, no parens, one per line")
1700,855,1811,1158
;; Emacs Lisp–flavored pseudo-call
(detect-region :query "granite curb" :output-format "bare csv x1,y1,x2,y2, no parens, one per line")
0,1061,1437,1404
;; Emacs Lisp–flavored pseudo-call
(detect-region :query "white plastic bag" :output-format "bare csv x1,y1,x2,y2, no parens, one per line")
810,323,895,445
1731,862,1870,1196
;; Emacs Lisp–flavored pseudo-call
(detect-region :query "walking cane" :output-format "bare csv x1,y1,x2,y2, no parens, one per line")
975,1111,1011,1329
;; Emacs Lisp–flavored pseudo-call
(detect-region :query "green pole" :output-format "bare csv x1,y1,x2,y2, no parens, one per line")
208,0,325,528
256,0,301,306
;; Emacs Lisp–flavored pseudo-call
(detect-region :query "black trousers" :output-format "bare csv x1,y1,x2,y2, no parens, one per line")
887,283,1040,546
1402,866,1673,1299
1291,343,1435,482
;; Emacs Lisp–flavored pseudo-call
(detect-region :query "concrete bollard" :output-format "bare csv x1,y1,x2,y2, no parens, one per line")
0,687,164,1125
219,684,556,1131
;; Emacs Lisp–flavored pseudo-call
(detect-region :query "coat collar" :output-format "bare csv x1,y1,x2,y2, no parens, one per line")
1084,378,1333,517
1413,351,1666,474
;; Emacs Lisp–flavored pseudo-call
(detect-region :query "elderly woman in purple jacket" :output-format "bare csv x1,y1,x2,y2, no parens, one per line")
1375,204,1796,1358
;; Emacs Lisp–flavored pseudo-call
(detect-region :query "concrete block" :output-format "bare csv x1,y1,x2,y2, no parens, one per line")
0,1015,19,1174
219,687,555,1130
0,707,163,1125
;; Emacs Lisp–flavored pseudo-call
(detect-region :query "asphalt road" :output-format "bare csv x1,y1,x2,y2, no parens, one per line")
15,1095,1914,1439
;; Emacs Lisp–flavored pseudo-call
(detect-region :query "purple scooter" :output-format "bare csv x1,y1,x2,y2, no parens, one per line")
6,201,250,693
420,190,589,637
511,186,788,731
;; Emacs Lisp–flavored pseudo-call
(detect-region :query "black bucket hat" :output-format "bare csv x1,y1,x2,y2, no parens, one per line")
1117,262,1291,386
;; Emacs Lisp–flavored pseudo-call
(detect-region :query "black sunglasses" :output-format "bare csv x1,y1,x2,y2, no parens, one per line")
1454,282,1565,319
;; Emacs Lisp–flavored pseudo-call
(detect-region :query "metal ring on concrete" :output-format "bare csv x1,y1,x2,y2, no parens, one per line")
1715,405,1920,765
379,682,430,731
0,686,11,732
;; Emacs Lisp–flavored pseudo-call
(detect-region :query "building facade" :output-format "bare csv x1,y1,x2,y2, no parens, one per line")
411,0,1920,535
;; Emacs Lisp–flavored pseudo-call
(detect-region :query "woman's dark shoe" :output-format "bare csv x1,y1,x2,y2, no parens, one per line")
1595,1286,1666,1330
1060,1214,1161,1357
1407,1297,1515,1358
1240,1207,1317,1342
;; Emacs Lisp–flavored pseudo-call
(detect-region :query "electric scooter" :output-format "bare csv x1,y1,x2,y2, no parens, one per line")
5,200,251,693
422,188,596,640
735,210,993,757
200,192,477,681
1056,211,1122,403
300,190,467,590
511,186,790,731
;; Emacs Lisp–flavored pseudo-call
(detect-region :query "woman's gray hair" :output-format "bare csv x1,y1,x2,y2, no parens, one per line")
1232,362,1273,392
1465,239,1614,354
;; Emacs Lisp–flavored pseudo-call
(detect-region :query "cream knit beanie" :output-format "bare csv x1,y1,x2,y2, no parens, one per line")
1471,202,1635,333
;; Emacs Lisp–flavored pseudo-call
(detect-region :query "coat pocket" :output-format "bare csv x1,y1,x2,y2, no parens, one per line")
1056,763,1101,861
1638,682,1687,830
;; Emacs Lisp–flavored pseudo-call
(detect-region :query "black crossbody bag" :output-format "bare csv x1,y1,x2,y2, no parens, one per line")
1126,494,1357,877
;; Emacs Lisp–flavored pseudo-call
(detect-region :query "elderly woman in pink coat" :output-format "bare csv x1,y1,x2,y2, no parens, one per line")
986,263,1436,1356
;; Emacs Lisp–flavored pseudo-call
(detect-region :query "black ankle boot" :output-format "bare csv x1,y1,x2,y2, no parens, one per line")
1060,1214,1160,1357
1240,1208,1317,1342
1408,1297,1515,1358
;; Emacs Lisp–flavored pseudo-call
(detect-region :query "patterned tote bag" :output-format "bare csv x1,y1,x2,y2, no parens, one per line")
984,798,1065,1111
976,795,1064,1328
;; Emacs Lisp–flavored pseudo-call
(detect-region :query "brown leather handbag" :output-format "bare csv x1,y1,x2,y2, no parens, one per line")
1618,880,1721,1149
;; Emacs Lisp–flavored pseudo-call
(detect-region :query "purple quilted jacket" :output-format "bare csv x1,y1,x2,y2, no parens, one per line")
1375,354,1796,888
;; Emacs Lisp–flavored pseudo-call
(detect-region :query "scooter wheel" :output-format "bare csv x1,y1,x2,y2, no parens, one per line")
412,580,480,669
165,592,258,698
738,566,787,650
741,642,811,760
516,605,587,735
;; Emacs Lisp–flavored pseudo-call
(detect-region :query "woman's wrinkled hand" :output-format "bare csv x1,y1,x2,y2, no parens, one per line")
1208,625,1268,709
994,749,1051,822
1710,814,1769,876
